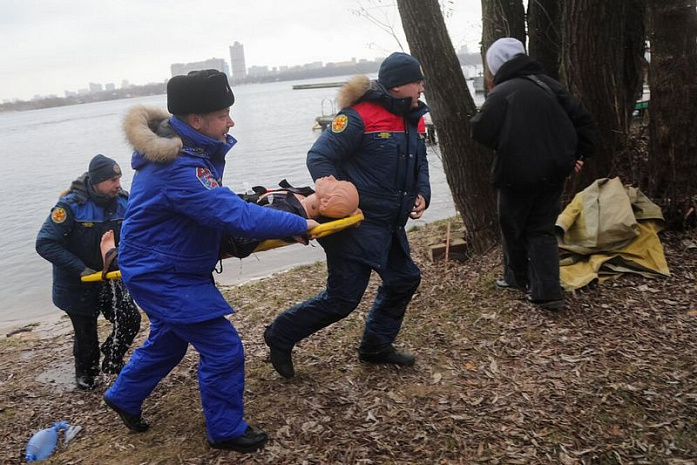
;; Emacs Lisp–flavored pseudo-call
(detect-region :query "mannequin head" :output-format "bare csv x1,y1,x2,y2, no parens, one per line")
301,176,359,219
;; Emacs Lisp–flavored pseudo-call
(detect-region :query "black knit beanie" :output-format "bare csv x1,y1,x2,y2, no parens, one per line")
167,69,235,115
88,154,121,184
378,52,424,89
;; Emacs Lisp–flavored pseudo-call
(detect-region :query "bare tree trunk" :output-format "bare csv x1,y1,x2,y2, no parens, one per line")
480,0,526,55
396,0,499,254
527,0,561,80
646,0,697,229
560,0,646,198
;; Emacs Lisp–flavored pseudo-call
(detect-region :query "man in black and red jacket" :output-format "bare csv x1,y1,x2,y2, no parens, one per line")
264,52,431,378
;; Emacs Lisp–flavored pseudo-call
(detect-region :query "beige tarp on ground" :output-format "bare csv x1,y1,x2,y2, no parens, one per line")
556,177,670,291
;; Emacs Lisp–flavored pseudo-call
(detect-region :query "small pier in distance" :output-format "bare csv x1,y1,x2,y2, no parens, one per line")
293,82,346,90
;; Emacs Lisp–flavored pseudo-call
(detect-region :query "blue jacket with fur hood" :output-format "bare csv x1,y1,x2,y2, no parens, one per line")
308,75,430,269
120,106,307,323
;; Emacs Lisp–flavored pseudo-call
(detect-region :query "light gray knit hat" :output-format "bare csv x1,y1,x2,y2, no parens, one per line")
486,38,526,76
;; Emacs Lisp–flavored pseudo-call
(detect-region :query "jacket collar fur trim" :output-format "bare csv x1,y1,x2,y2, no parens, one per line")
337,75,428,120
124,105,183,164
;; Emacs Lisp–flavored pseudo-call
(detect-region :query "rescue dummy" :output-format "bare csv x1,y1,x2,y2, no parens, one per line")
221,175,360,258
100,230,119,280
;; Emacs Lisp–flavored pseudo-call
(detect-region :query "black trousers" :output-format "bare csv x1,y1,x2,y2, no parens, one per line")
498,186,564,301
68,280,141,377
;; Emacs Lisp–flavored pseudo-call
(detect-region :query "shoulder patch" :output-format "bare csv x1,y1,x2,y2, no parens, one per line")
51,207,67,224
331,114,349,133
196,167,220,189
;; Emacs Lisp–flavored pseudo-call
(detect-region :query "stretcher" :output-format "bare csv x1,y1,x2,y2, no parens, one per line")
81,212,364,282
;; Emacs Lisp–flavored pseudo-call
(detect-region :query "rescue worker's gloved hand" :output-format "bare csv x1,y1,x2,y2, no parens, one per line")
80,267,97,277
294,219,321,244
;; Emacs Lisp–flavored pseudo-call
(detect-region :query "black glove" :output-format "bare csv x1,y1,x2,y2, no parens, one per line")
80,267,97,277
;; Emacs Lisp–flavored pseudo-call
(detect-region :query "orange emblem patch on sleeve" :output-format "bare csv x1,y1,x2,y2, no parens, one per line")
51,207,67,224
331,115,349,133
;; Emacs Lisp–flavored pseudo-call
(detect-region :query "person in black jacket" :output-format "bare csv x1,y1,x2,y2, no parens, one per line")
470,37,598,310
36,154,141,389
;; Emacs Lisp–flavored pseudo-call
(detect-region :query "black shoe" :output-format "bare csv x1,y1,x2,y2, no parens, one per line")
263,326,294,378
209,426,268,453
75,375,97,390
103,394,149,432
359,347,415,367
495,278,526,291
527,295,565,310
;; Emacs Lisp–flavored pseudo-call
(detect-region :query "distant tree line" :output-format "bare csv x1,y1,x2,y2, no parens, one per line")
2,53,481,113
0,82,166,113
235,53,480,85
234,61,382,85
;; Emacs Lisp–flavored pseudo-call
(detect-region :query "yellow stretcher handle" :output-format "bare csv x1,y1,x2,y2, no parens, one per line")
253,212,364,252
80,212,365,282
82,270,121,282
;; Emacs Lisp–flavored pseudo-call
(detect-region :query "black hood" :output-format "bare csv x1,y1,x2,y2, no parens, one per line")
494,54,546,86
67,173,90,203
67,172,123,211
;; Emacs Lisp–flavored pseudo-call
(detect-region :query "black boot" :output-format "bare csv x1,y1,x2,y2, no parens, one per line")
359,346,415,367
263,326,294,378
103,394,149,432
495,278,527,291
74,356,98,390
75,375,97,390
527,295,564,310
209,426,268,453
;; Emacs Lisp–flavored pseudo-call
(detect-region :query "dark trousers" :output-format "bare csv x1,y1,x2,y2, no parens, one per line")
268,239,421,354
68,280,141,377
498,186,564,301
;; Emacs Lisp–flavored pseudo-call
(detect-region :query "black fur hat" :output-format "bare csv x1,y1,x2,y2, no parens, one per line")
167,69,235,115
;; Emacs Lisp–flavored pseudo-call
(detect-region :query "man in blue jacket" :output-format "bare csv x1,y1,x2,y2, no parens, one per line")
36,154,141,389
263,52,431,378
103,70,318,452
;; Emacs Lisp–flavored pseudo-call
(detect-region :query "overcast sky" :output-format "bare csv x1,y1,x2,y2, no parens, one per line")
0,1,483,102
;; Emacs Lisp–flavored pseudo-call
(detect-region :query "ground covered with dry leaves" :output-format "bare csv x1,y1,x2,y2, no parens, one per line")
1,219,696,464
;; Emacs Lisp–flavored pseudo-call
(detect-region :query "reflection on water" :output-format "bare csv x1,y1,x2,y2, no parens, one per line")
0,76,481,330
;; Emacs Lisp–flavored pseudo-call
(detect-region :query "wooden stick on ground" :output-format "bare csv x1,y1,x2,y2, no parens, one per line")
445,220,451,270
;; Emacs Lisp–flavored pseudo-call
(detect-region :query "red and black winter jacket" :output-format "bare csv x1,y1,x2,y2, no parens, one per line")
307,77,430,269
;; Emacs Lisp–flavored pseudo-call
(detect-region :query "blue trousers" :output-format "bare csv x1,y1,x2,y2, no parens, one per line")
268,239,421,353
104,315,248,443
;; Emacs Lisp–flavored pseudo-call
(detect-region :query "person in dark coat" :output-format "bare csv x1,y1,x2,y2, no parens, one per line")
36,154,141,389
470,37,599,310
102,70,319,453
263,52,431,378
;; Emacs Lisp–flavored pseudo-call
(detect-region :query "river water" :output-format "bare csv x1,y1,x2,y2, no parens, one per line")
0,75,482,331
